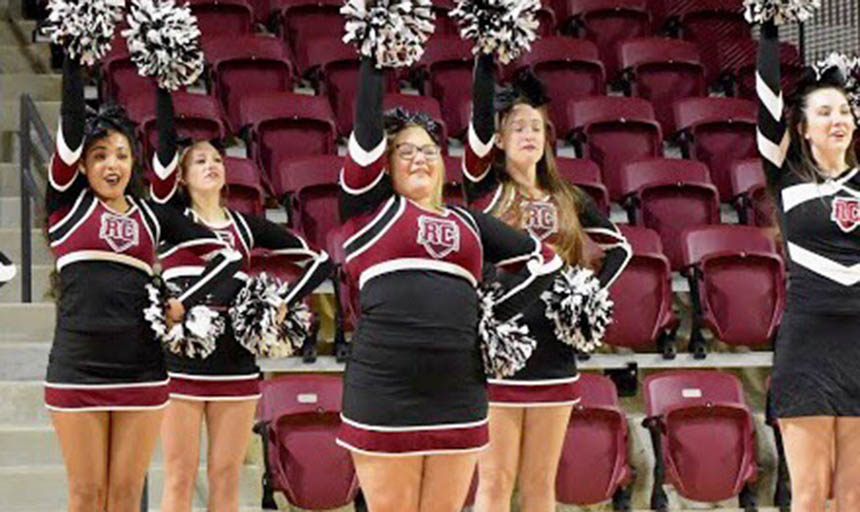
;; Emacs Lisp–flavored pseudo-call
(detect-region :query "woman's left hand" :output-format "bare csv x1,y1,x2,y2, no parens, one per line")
166,298,185,329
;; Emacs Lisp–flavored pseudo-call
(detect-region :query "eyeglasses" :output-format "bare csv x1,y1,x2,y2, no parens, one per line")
394,143,441,161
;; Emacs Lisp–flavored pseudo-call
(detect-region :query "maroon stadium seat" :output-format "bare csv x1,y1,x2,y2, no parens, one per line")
729,158,777,227
555,157,610,215
643,370,758,508
414,36,477,140
239,92,337,193
619,158,720,269
674,0,748,46
188,0,254,43
270,0,345,68
100,37,161,105
568,96,663,201
441,155,467,206
603,225,678,352
725,41,803,99
557,373,633,506
224,157,265,217
278,155,343,219
256,374,359,510
674,97,758,201
681,225,785,353
287,160,341,252
508,37,606,139
562,0,651,80
429,0,460,36
618,37,706,134
204,35,295,134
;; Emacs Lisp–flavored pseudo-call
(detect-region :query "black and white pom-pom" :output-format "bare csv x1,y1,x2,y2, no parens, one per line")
541,266,613,353
144,279,169,339
477,282,537,378
122,0,205,90
41,0,124,67
144,280,221,358
743,0,821,25
230,273,308,357
341,0,435,68
449,0,540,65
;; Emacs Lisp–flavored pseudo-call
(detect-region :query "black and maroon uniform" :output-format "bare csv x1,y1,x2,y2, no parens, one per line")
335,58,563,456
464,54,631,407
44,57,242,412
150,90,333,401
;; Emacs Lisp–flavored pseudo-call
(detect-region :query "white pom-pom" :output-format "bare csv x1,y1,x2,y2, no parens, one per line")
230,273,310,357
449,0,540,65
478,282,537,378
122,0,205,90
541,266,613,353
743,0,821,25
144,281,169,338
144,280,221,358
341,0,436,68
41,0,124,66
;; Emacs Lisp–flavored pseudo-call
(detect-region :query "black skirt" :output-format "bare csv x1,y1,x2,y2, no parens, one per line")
772,309,860,418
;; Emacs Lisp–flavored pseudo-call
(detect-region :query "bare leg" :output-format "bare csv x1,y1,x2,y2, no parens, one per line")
51,411,110,512
205,399,258,512
474,406,524,512
106,409,165,512
779,416,835,512
159,399,205,512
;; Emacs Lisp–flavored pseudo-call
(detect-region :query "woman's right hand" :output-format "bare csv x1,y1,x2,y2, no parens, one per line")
166,298,185,329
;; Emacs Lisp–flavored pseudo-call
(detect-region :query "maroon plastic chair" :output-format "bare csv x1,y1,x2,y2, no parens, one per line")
224,157,266,217
428,0,460,36
618,37,706,134
557,373,633,507
619,158,720,270
674,97,758,201
238,92,337,193
508,37,606,139
203,35,295,134
255,374,359,510
188,0,254,42
562,0,651,80
727,41,803,99
129,92,227,168
414,36,478,139
441,155,466,206
286,160,342,252
603,225,679,354
674,0,748,45
568,96,663,201
247,0,272,23
278,155,343,217
100,37,161,105
270,0,345,67
730,158,776,227
382,93,449,152
642,370,758,509
555,157,610,215
681,225,785,355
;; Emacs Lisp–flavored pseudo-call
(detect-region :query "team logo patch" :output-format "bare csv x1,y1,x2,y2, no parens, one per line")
214,229,236,248
831,197,860,233
523,201,558,241
417,216,460,259
99,212,139,253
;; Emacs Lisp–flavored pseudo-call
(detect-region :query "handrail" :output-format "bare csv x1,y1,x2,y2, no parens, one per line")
19,93,53,303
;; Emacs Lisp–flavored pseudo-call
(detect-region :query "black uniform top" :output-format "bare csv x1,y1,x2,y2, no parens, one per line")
758,22,860,314
48,56,242,333
340,58,563,351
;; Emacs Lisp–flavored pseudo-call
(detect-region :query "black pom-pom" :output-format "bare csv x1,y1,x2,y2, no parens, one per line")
41,0,124,66
449,0,540,65
230,274,311,357
478,282,537,378
541,266,613,353
144,279,221,358
341,0,435,68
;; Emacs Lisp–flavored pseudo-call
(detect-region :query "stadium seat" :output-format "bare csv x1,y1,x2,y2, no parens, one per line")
562,0,651,80
270,0,344,66
204,35,295,134
224,156,265,217
278,155,343,221
508,37,606,139
255,374,359,510
619,158,720,270
555,157,610,215
618,37,706,134
681,225,785,356
674,97,758,201
441,155,466,206
557,373,633,508
673,0,748,46
100,37,160,105
238,92,337,194
642,370,758,510
286,159,341,252
326,227,359,364
568,96,663,201
721,40,803,99
729,158,776,227
188,0,254,43
603,225,679,355
429,0,460,36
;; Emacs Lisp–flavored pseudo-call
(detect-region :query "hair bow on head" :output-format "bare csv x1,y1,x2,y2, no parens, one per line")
494,68,550,114
383,106,443,145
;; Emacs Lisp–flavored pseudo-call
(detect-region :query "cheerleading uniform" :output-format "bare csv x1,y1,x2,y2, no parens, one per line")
44,57,242,412
149,88,333,401
335,58,563,456
759,22,860,417
464,54,631,407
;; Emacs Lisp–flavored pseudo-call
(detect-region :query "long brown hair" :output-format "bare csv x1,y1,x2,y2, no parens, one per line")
491,102,589,267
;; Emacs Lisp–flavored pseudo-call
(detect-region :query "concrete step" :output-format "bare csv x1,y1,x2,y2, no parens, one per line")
0,464,262,511
1,100,60,135
0,196,40,228
0,75,61,102
0,45,50,74
1,163,22,195
0,381,51,426
0,303,55,343
0,264,52,303
1,228,53,265
0,343,48,380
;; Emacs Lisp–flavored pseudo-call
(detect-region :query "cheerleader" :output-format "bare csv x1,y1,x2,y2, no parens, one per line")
148,88,333,512
45,53,241,512
465,57,630,512
334,51,563,511
755,12,860,512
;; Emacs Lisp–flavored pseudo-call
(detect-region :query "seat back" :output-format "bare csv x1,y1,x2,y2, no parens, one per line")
277,154,344,201
569,96,662,200
555,157,610,214
730,158,776,227
419,36,483,139
566,0,651,79
441,155,466,206
557,373,632,505
677,0,748,46
188,0,254,42
273,0,345,67
294,180,341,252
224,157,265,217
619,38,706,134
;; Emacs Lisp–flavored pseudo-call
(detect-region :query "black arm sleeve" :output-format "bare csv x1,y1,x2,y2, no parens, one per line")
47,54,87,215
61,56,85,152
579,197,631,289
757,20,788,187
150,88,181,204
464,54,502,209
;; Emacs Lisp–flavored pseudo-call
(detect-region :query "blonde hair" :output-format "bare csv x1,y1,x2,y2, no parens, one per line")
387,123,445,209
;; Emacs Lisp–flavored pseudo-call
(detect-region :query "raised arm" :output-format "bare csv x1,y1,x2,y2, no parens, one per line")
47,55,86,215
339,57,393,221
464,54,502,212
149,88,180,204
757,20,789,186
579,198,631,289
